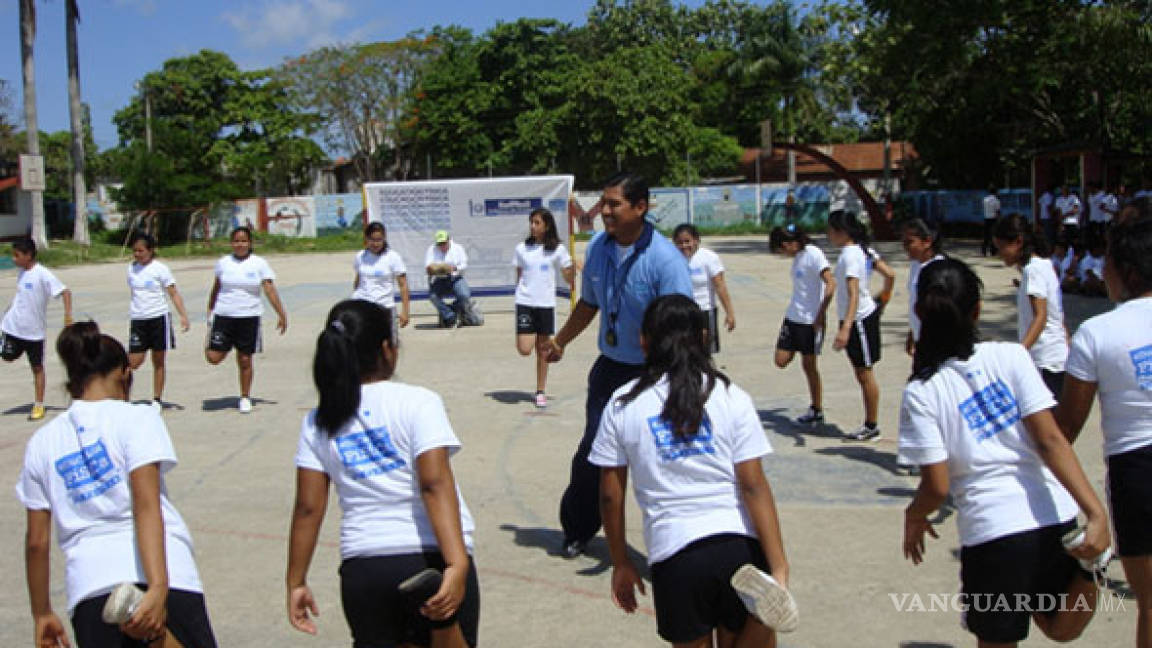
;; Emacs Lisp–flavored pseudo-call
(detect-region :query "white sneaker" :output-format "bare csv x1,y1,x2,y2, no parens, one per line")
102,582,144,624
238,397,253,413
730,564,799,633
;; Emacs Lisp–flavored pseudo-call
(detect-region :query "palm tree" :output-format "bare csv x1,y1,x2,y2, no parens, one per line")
67,0,88,245
19,0,49,248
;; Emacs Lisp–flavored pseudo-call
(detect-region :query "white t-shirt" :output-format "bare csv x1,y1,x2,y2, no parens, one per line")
898,342,1078,546
907,254,945,341
1038,192,1054,221
588,375,772,564
687,248,724,311
352,249,407,307
1077,254,1103,283
1018,256,1068,372
982,194,1000,220
512,242,573,308
295,381,476,560
1056,195,1082,226
834,244,877,322
1,263,67,341
785,244,830,325
127,260,176,320
424,241,468,277
14,400,201,612
1100,193,1118,222
1088,192,1108,223
1052,249,1076,282
1065,297,1152,457
213,254,275,318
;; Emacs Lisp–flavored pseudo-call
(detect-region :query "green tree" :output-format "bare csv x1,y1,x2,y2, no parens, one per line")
66,0,88,244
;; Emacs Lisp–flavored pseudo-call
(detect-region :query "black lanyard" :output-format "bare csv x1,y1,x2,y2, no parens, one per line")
604,222,654,346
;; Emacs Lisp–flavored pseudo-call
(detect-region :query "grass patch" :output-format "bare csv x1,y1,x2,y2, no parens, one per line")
1,229,367,268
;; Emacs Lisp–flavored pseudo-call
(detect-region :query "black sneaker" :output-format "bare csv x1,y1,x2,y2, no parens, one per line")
844,425,881,442
562,539,586,559
795,407,824,426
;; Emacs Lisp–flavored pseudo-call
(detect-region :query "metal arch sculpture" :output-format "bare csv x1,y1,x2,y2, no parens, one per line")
768,142,896,241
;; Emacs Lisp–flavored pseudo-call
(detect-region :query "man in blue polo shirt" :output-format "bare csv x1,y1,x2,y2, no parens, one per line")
542,172,693,558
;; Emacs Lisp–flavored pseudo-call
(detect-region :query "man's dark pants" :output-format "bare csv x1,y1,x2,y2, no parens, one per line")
559,354,645,545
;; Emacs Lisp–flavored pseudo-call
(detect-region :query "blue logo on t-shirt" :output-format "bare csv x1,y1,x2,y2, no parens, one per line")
23,282,33,290
245,271,258,278
336,425,406,479
958,380,1021,441
539,263,550,272
1130,344,1152,390
647,415,715,461
54,439,121,504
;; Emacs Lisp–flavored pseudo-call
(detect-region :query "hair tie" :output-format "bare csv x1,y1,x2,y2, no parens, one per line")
329,320,346,335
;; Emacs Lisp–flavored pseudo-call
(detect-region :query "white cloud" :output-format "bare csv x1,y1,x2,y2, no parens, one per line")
222,0,356,50
113,0,158,16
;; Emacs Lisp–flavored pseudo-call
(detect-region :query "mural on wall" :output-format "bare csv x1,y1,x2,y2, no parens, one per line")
264,196,317,238
315,193,364,235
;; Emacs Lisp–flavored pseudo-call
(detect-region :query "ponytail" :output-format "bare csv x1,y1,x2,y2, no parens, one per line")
911,259,982,381
56,321,129,398
829,210,872,256
312,300,394,434
618,294,729,438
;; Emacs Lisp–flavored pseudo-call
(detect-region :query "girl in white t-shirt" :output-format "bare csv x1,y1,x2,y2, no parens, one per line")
994,214,1069,402
18,322,216,648
827,211,893,441
126,233,190,410
1057,207,1152,648
591,294,798,646
204,226,289,413
900,258,1108,647
352,222,410,342
769,224,834,426
287,299,479,648
673,223,735,355
1076,238,1106,297
512,208,574,408
901,219,945,358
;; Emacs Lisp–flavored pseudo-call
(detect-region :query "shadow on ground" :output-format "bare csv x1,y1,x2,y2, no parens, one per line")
2,403,65,417
499,523,650,579
486,390,535,405
815,444,903,475
759,407,845,447
201,396,278,412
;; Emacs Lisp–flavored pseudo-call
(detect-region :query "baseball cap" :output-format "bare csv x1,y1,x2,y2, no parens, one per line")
434,230,449,243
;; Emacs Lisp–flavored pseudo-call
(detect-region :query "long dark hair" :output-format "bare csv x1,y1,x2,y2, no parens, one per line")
312,300,395,434
902,218,943,255
828,210,872,256
526,208,561,251
993,213,1050,264
618,294,730,438
364,221,389,253
56,322,130,399
1107,200,1152,298
911,258,983,381
768,223,811,253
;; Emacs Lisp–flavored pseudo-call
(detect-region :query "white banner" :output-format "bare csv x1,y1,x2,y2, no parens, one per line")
364,176,573,297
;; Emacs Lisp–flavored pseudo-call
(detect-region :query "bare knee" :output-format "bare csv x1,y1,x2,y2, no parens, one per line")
205,351,225,365
236,353,253,369
774,350,792,369
1042,623,1086,643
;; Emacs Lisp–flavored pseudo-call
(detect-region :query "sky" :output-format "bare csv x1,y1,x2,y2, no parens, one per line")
1,0,711,152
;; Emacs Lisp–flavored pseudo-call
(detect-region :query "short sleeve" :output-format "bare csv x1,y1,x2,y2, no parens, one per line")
408,391,462,459
656,248,694,297
811,247,830,272
214,258,225,278
424,245,435,268
42,268,66,298
1066,326,1098,383
258,258,276,281
295,413,326,473
1009,345,1057,416
512,245,525,269
580,243,600,307
1023,264,1047,299
556,245,573,269
389,252,407,275
728,386,771,463
15,444,50,510
843,248,865,279
704,250,724,278
352,252,362,273
898,385,949,466
588,400,627,467
122,407,178,475
160,264,176,287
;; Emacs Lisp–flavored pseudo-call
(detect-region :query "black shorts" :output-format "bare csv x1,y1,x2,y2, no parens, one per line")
515,304,555,336
71,587,217,648
129,315,175,353
340,552,480,648
1107,442,1152,557
206,315,261,355
0,332,44,366
704,308,720,354
844,308,882,368
650,534,769,643
1040,369,1065,404
959,519,1081,644
776,318,821,356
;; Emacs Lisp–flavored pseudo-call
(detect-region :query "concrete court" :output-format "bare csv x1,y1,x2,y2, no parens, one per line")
0,235,1136,647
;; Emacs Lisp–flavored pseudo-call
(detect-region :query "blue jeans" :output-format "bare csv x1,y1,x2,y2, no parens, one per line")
428,275,472,325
